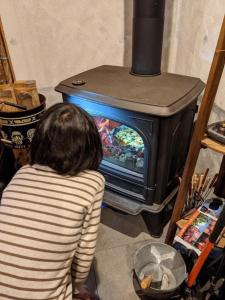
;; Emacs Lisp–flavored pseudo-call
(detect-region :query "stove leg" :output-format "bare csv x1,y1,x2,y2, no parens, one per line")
142,202,174,238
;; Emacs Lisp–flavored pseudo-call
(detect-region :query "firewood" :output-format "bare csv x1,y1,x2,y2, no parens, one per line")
14,80,40,108
0,84,17,103
0,102,24,112
140,274,153,289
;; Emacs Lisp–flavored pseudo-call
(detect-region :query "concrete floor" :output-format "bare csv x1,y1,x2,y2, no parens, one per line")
83,206,168,300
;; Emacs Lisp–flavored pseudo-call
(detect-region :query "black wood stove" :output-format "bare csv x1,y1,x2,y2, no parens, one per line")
55,0,204,236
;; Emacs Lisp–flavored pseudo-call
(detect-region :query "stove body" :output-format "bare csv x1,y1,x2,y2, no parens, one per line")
55,65,204,236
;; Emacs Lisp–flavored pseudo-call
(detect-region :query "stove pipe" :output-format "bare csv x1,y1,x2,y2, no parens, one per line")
131,0,165,76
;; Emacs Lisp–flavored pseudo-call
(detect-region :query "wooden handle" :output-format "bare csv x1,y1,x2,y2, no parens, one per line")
187,241,214,287
140,275,153,289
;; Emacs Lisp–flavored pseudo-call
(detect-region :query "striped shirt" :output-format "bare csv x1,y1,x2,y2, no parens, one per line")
0,164,105,300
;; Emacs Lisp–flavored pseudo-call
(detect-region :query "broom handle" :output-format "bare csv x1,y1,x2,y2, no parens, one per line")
187,205,225,288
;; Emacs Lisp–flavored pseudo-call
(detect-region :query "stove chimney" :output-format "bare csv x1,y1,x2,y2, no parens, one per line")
131,0,165,76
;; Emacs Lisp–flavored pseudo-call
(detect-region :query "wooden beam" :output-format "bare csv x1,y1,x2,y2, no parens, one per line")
0,16,16,83
165,16,225,245
201,137,225,155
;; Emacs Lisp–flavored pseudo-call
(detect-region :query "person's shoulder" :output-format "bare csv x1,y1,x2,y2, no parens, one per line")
15,164,33,176
16,164,55,176
81,170,105,187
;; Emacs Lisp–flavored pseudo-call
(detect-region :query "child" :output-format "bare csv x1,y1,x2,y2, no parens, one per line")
0,103,105,300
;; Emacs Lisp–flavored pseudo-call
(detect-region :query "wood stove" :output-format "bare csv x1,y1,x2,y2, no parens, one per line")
55,65,204,236
55,0,205,236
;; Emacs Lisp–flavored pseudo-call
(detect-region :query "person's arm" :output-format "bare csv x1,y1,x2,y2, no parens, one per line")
71,185,104,294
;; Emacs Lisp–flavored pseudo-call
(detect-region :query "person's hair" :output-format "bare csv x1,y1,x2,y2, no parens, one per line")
30,103,103,175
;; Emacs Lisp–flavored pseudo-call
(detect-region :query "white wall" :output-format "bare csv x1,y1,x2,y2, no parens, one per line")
167,0,225,112
0,0,125,105
3,1,223,108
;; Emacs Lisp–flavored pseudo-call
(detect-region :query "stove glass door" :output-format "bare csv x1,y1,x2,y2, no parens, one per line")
94,117,144,175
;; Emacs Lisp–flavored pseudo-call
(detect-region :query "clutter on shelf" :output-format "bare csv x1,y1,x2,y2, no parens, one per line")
207,121,225,145
0,80,40,112
174,197,225,255
183,168,219,214
175,197,225,255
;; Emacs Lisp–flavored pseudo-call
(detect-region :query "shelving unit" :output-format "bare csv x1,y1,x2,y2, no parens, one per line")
201,137,225,154
0,17,15,84
165,16,225,245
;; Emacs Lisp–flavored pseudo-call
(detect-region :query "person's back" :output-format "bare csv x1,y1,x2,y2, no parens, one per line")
0,103,104,300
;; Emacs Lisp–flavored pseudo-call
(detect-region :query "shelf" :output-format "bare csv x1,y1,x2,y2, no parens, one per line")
176,211,225,249
201,137,225,155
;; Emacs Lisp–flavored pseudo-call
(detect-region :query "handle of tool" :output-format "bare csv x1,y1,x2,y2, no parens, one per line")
201,168,209,188
187,241,214,288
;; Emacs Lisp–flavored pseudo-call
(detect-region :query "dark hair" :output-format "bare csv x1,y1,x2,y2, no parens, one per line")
30,103,103,175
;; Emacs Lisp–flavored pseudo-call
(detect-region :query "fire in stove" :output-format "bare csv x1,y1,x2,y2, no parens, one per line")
94,117,144,173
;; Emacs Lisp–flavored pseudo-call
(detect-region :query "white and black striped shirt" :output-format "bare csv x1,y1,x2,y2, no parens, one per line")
0,164,105,300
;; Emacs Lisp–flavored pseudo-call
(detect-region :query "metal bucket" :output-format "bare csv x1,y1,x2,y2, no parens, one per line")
0,94,45,148
0,94,46,166
133,242,187,299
